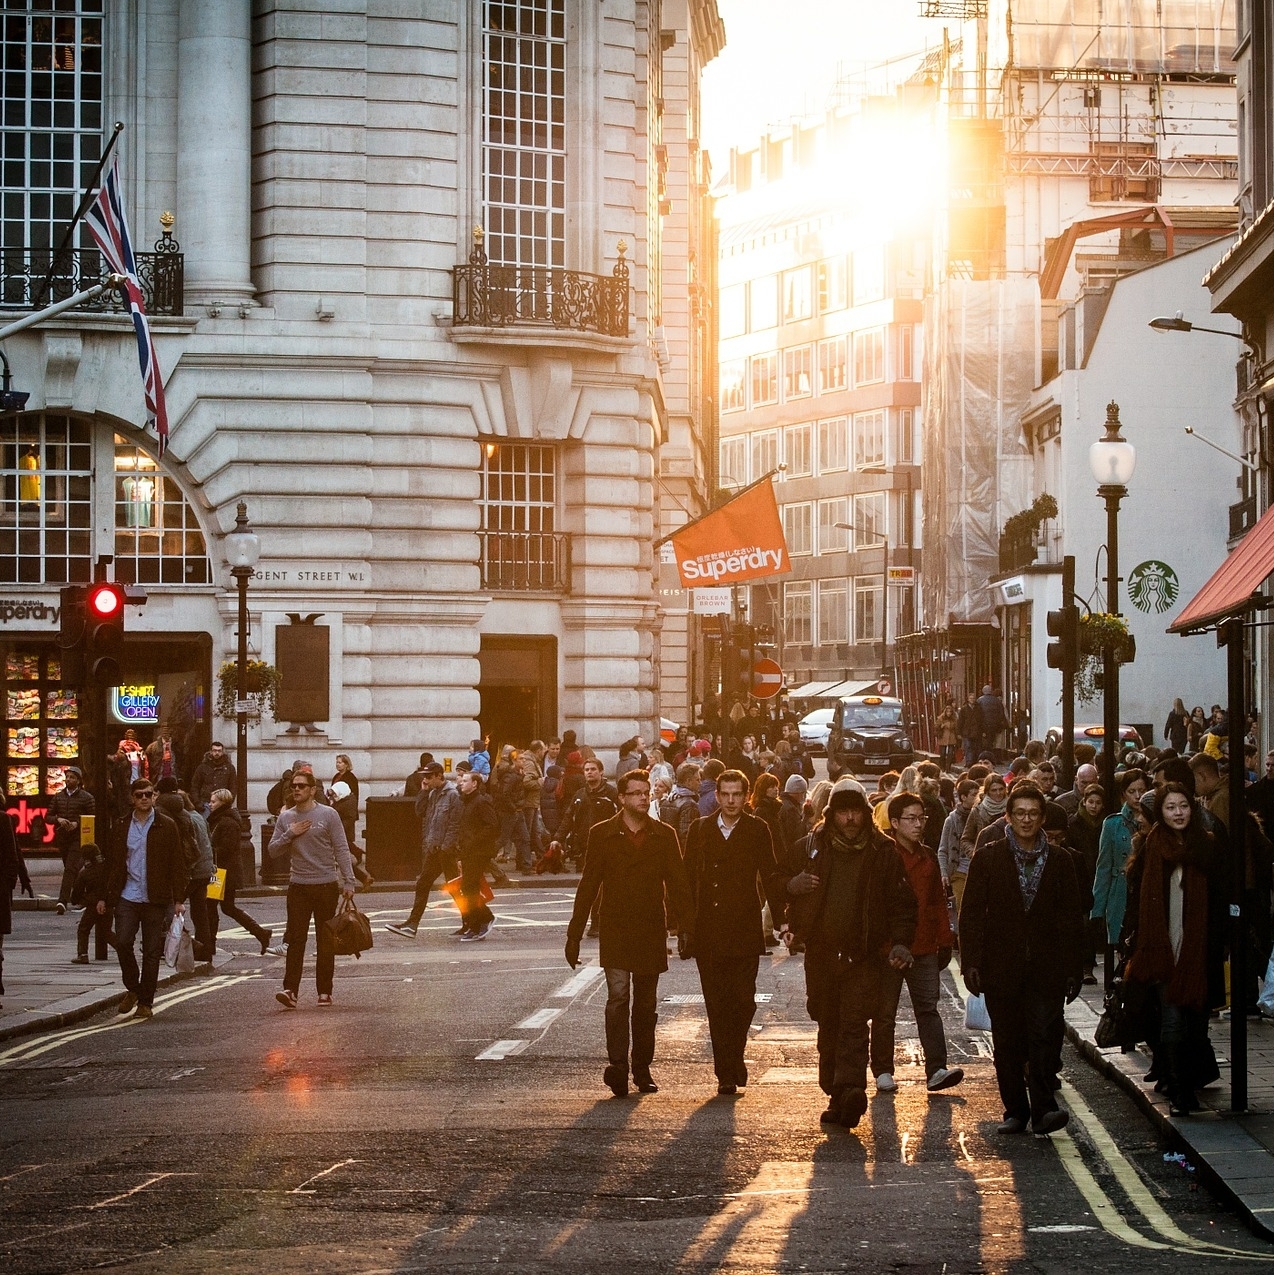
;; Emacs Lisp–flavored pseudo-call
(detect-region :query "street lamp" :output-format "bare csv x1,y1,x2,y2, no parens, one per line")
225,501,261,882
1088,402,1136,812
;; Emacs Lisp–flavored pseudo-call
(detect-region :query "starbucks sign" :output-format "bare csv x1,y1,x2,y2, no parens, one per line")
1127,560,1180,614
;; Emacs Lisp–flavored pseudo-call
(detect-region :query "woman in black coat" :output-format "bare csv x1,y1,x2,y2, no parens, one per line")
207,790,277,954
0,792,32,1006
1163,698,1190,755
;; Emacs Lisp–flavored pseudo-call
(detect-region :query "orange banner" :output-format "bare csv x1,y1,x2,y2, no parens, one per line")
670,479,791,589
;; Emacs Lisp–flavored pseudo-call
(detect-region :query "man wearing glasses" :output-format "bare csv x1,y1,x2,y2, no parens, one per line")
872,793,962,1096
107,778,187,1020
268,770,356,1009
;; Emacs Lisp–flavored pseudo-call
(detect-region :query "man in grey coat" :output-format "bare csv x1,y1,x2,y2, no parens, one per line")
386,763,461,938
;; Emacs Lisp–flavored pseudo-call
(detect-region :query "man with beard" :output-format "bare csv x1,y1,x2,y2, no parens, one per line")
786,778,917,1129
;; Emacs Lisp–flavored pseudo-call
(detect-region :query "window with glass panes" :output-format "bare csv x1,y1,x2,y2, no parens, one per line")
900,324,915,379
750,275,778,329
481,443,556,532
817,256,847,312
783,345,812,399
1,2,104,268
818,581,847,643
897,407,914,463
720,358,746,412
782,265,812,322
853,246,885,304
750,353,778,405
854,328,885,385
817,336,847,394
113,438,211,585
817,417,848,473
781,502,811,555
719,436,747,487
853,410,885,468
853,491,886,546
483,0,565,267
855,580,881,642
817,497,848,551
785,422,812,477
784,580,812,645
750,430,778,481
0,413,91,584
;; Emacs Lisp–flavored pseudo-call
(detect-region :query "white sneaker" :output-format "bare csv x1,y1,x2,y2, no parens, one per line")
927,1066,964,1092
875,1073,897,1093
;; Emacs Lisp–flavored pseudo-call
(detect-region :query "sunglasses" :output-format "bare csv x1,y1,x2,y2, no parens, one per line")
134,790,155,798
290,780,314,788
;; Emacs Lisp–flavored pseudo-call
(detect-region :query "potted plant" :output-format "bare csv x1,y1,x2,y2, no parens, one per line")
1074,612,1134,704
216,659,282,721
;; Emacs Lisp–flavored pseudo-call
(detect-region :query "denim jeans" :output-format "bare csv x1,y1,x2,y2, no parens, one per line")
114,898,174,1009
283,881,340,996
604,967,660,1079
873,952,947,1078
697,954,759,1084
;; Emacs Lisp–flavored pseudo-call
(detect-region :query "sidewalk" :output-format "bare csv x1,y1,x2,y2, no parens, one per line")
1065,973,1274,1240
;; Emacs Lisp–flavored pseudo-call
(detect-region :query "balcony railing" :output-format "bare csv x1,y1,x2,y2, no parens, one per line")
453,235,629,338
1,230,184,316
1229,495,1258,542
479,530,572,593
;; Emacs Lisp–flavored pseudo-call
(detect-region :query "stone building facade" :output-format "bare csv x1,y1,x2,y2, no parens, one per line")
0,0,722,835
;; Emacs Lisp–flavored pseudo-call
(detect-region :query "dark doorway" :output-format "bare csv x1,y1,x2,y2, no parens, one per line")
478,636,557,747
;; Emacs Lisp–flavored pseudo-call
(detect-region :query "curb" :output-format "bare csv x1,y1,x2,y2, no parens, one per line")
1065,1001,1274,1241
0,949,239,1045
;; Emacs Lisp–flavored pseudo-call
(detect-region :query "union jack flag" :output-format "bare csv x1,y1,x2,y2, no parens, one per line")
83,153,169,456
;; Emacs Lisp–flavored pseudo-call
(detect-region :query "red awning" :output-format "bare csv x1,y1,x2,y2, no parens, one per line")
1169,502,1274,633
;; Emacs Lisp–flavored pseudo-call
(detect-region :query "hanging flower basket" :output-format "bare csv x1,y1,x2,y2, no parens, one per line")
1074,613,1134,704
216,659,281,721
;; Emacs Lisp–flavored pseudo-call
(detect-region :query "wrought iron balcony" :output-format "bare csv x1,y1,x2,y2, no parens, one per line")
479,530,572,593
1,228,184,316
453,235,629,338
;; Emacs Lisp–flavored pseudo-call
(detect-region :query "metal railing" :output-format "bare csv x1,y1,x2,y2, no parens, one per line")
453,236,629,337
479,530,572,593
0,230,184,315
1229,495,1257,542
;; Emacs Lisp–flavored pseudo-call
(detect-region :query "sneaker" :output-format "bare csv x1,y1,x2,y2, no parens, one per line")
117,992,137,1016
263,945,286,957
317,994,333,1007
275,989,298,1010
875,1073,897,1094
927,1066,965,1092
132,1005,153,1020
461,923,491,942
55,902,66,915
71,954,89,965
385,923,417,938
454,926,471,937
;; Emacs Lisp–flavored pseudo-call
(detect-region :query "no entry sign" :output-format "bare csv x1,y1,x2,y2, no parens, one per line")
751,657,783,699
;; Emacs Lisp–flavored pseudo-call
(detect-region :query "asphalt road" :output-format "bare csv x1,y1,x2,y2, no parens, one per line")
3,888,1274,1274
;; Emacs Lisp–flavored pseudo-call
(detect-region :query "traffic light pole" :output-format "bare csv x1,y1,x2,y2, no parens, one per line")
1059,555,1076,791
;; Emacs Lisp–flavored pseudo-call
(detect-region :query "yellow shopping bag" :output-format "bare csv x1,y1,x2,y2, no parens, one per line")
206,868,227,901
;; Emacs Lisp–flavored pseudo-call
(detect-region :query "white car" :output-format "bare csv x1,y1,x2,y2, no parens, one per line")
799,707,835,755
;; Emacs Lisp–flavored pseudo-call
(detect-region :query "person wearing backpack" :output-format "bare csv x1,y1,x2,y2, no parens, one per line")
549,758,618,873
157,784,216,963
659,763,702,848
70,842,113,964
492,745,531,871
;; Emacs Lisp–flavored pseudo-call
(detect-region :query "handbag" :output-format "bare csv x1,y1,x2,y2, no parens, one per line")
964,992,992,1031
1094,979,1146,1049
163,912,185,966
206,868,227,902
325,896,374,958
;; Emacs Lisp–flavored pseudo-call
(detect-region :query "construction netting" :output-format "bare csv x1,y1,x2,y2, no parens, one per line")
921,277,1036,626
1010,0,1235,74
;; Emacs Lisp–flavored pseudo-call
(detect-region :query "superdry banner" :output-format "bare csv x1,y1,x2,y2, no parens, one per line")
669,478,791,588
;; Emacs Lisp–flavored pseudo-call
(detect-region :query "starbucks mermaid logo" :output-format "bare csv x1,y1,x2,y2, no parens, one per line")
1127,560,1179,614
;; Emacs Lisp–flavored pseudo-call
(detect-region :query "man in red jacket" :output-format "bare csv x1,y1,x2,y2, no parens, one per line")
872,793,963,1095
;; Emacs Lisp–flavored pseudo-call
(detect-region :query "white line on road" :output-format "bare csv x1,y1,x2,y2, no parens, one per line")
89,1172,191,1209
515,1008,562,1029
289,1159,361,1195
476,1039,529,1060
552,964,605,998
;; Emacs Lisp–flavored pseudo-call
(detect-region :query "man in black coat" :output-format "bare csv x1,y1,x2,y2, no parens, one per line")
960,783,1084,1136
682,769,789,1095
49,766,95,913
566,769,692,1098
787,778,917,1129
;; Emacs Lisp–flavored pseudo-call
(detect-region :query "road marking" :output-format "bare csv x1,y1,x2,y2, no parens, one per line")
1052,1129,1172,1251
476,1039,529,1060
1030,1224,1096,1233
900,1132,912,1164
956,1132,973,1163
90,1172,190,1209
0,1164,50,1181
289,1159,361,1195
515,1007,562,1029
552,964,605,998
167,1067,204,1081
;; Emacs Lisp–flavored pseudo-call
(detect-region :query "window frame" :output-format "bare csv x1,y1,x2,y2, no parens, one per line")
750,352,778,406
784,580,813,646
783,344,813,400
781,501,813,556
816,336,847,395
782,264,813,323
854,328,885,386
817,416,848,474
853,410,885,469
719,357,746,412
818,580,848,644
784,422,812,478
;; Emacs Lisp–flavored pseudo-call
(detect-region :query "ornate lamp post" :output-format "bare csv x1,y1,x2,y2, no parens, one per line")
224,502,261,881
1088,402,1136,811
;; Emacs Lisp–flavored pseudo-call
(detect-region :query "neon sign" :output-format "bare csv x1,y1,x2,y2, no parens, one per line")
112,684,159,724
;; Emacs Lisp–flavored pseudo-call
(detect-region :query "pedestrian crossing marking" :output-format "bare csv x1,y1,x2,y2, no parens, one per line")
515,1008,562,1029
476,1038,529,1060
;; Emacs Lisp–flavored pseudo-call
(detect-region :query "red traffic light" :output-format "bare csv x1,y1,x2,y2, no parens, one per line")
88,585,123,618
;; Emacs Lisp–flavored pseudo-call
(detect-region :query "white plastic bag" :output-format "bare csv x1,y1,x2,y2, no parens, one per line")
174,928,195,974
163,912,184,967
1260,949,1274,1015
965,992,992,1032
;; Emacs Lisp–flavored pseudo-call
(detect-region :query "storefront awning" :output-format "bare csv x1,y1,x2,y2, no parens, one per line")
1168,502,1274,634
787,679,842,699
819,678,882,699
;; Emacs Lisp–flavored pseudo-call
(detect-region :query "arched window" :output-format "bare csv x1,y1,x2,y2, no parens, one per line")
113,436,210,584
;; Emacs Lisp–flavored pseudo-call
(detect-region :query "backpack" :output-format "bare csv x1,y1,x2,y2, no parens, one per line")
174,811,199,875
659,790,698,844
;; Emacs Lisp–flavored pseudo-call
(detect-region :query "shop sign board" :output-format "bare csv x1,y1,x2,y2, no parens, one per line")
111,684,160,724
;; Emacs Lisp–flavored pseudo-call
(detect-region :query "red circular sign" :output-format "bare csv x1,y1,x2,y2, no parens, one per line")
89,586,121,617
750,657,783,699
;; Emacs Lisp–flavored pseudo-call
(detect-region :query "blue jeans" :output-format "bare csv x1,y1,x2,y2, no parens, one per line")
114,898,174,1009
605,968,659,1078
873,952,947,1078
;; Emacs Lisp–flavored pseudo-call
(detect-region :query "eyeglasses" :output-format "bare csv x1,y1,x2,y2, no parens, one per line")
896,812,926,823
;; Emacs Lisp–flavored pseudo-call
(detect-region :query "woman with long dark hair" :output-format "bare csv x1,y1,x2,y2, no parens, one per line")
1163,698,1190,754
1122,782,1227,1115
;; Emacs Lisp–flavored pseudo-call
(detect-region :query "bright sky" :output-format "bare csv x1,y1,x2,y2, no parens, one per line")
701,0,938,163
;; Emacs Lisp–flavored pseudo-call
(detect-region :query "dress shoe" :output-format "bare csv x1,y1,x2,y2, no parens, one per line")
736,1064,749,1088
603,1064,628,1098
926,1066,964,1092
132,1005,153,1020
875,1072,897,1093
71,954,89,965
996,1116,1029,1135
819,1100,841,1124
117,992,137,1016
1032,1109,1069,1135
717,1082,738,1096
633,1073,659,1094
839,1088,868,1129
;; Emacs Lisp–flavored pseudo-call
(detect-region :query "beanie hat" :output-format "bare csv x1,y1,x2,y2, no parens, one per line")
784,774,808,794
830,774,867,797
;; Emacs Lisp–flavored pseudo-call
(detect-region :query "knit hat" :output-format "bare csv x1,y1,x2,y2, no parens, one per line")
330,780,351,801
830,774,867,797
689,740,711,756
784,774,808,794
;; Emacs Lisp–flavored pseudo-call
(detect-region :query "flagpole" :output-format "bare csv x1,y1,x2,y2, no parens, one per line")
31,121,125,309
653,467,785,547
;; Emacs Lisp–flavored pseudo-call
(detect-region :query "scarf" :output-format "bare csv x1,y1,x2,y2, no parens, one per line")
1005,826,1048,910
1127,824,1210,1010
978,794,1007,821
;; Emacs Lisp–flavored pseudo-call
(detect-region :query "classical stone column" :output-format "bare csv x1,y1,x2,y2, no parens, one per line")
177,0,255,306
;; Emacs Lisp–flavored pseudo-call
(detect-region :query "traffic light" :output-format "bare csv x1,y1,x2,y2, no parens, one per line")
730,622,754,702
84,582,126,685
58,584,87,684
1046,603,1079,675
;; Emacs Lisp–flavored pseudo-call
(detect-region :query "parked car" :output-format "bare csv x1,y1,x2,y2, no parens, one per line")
828,694,916,778
1044,724,1144,755
798,707,835,755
